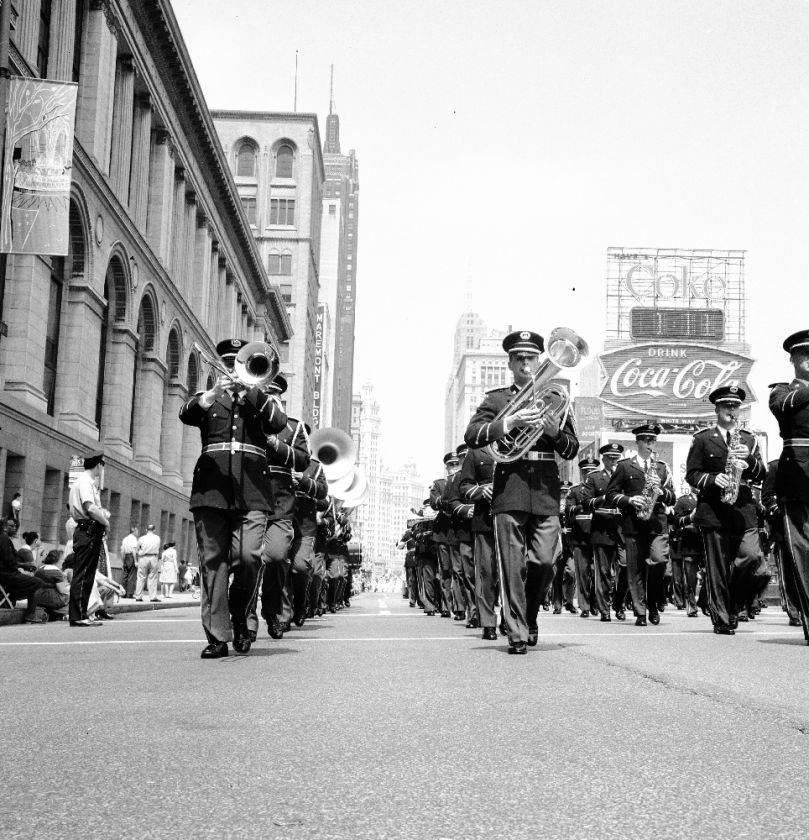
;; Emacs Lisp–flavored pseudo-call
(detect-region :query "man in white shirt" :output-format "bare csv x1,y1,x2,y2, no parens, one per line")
135,524,161,602
120,525,139,598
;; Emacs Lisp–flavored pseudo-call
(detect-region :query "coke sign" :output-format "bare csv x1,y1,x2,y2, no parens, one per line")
598,343,755,419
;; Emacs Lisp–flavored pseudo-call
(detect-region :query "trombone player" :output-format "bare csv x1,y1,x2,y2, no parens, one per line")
465,330,579,654
180,338,287,658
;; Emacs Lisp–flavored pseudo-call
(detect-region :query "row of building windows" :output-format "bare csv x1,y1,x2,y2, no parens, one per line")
237,140,295,179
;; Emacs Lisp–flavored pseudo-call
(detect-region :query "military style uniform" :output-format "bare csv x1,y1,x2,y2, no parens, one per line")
670,492,702,616
430,474,454,617
551,484,576,614
566,469,597,616
180,375,287,652
686,421,766,632
290,457,328,624
606,452,675,623
465,384,579,647
458,447,499,635
445,453,477,626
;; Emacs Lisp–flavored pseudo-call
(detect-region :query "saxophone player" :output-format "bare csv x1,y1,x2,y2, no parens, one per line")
685,386,765,635
606,423,675,627
465,330,579,654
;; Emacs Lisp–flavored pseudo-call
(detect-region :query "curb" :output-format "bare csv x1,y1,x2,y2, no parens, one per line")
0,595,199,626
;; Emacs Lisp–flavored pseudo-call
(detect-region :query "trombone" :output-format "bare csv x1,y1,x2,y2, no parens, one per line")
198,341,280,390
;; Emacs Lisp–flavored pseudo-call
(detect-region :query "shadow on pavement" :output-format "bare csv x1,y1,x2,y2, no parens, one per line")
226,646,299,658
470,642,581,654
757,637,809,647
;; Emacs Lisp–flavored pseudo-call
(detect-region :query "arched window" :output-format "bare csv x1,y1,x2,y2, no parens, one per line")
167,327,181,380
275,143,294,178
187,353,199,394
237,141,257,177
131,293,157,443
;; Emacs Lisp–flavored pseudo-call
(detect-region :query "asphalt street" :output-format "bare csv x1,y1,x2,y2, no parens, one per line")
3,591,809,840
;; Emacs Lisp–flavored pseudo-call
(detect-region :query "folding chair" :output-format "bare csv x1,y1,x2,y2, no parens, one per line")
0,581,15,609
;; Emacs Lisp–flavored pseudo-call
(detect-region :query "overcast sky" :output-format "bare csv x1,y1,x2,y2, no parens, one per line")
172,0,808,483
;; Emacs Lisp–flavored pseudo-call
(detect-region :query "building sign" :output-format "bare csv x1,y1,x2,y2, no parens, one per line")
598,343,755,420
311,305,325,429
1,77,78,254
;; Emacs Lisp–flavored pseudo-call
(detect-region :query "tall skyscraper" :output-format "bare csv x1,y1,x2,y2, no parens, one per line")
318,72,359,431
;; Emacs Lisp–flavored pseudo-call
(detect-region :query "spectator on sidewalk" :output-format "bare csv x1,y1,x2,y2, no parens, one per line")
10,492,21,529
16,531,40,572
177,556,189,593
34,549,69,621
120,525,139,598
159,542,178,599
135,523,161,602
0,518,44,622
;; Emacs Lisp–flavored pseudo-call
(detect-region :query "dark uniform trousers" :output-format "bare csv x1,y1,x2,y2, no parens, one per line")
474,531,498,628
449,544,467,615
436,544,453,614
493,512,558,644
573,544,595,612
457,540,477,622
289,533,315,620
782,503,809,637
551,539,576,611
699,528,761,628
625,528,668,618
69,522,105,622
257,518,295,630
671,553,699,614
769,517,802,623
195,509,266,644
405,565,419,606
593,544,619,617
612,546,629,613
418,555,440,612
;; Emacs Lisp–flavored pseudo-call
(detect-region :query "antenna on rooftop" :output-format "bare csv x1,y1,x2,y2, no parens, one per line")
294,50,299,112
329,64,334,115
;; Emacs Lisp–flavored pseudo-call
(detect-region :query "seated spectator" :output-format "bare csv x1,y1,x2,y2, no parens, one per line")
34,549,69,621
0,518,44,622
16,531,41,572
93,569,125,621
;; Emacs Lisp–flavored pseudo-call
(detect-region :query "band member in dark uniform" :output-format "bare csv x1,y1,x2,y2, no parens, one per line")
551,481,577,614
671,488,701,617
566,457,599,617
458,444,498,640
430,455,456,618
769,329,809,642
465,330,579,654
414,508,440,615
180,338,287,658
686,386,765,635
606,423,675,627
309,498,334,618
582,443,625,621
446,444,478,628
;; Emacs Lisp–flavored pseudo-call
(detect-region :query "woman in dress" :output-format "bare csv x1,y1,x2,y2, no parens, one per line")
159,542,178,599
34,549,69,620
16,531,40,571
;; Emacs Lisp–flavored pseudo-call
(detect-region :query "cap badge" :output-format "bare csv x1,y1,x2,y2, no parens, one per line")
520,331,531,340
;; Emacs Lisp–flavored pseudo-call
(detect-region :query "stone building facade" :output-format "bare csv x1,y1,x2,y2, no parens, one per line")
212,111,325,426
0,0,291,567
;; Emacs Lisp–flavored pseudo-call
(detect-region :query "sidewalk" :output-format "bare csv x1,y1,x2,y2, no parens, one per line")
0,591,200,626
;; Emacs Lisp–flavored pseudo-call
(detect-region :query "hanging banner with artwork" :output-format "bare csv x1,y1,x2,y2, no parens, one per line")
0,76,78,255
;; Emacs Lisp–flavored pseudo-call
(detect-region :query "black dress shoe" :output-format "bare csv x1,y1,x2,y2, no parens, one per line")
635,616,647,627
600,613,611,622
344,600,351,608
552,607,562,615
248,629,257,642
465,621,474,628
564,603,577,614
746,608,756,620
687,610,698,617
789,617,803,626
508,641,528,655
527,627,539,647
580,610,590,618
426,610,436,616
201,642,228,658
498,619,508,636
713,625,735,635
542,603,550,611
267,620,284,640
615,610,626,621
649,609,660,626
440,610,450,618
453,613,465,621
736,613,748,622
293,613,306,627
281,621,291,632
482,627,497,640
96,609,115,620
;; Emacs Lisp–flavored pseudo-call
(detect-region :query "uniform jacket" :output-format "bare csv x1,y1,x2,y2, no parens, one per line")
180,386,287,511
429,477,457,545
761,459,783,542
685,426,765,531
464,385,579,516
605,455,676,536
581,468,622,547
294,459,329,538
457,447,495,534
670,493,702,557
314,502,335,555
266,418,311,522
564,483,592,547
444,469,474,543
769,379,809,500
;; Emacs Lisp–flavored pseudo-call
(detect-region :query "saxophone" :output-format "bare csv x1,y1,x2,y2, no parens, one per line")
636,450,663,521
721,426,746,505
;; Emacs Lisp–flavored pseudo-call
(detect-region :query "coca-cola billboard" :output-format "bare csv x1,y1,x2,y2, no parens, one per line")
598,343,755,420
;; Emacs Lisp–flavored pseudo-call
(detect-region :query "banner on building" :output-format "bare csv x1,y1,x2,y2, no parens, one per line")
598,342,755,422
311,305,325,429
1,77,78,255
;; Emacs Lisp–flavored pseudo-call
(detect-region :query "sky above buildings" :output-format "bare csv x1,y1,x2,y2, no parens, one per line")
172,0,808,482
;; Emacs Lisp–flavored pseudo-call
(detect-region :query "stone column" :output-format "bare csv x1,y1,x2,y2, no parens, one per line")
160,382,187,489
54,281,106,440
48,0,78,81
205,242,219,332
183,192,196,297
224,272,237,338
191,215,212,319
128,93,152,228
169,170,186,286
146,130,175,264
0,255,50,412
131,356,167,474
17,0,41,69
75,2,117,170
101,325,137,459
109,57,136,202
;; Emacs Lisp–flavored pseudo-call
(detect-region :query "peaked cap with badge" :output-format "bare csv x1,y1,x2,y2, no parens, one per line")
709,385,745,405
599,443,624,457
782,329,809,354
216,338,248,358
502,330,544,355
632,423,662,438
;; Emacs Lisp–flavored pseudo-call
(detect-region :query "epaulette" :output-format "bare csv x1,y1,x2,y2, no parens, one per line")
692,427,712,438
485,386,509,395
768,382,788,389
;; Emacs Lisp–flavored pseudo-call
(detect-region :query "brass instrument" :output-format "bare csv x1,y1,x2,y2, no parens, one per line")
309,427,369,508
721,425,746,505
636,449,663,521
199,341,280,390
486,327,589,464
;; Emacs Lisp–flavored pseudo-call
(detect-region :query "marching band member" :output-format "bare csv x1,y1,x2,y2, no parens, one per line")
769,329,809,641
180,338,287,658
445,444,478,628
582,443,625,621
606,423,675,627
309,498,334,618
551,481,577,615
566,457,600,618
465,330,579,654
685,386,765,635
458,444,499,640
430,455,457,618
670,487,701,617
